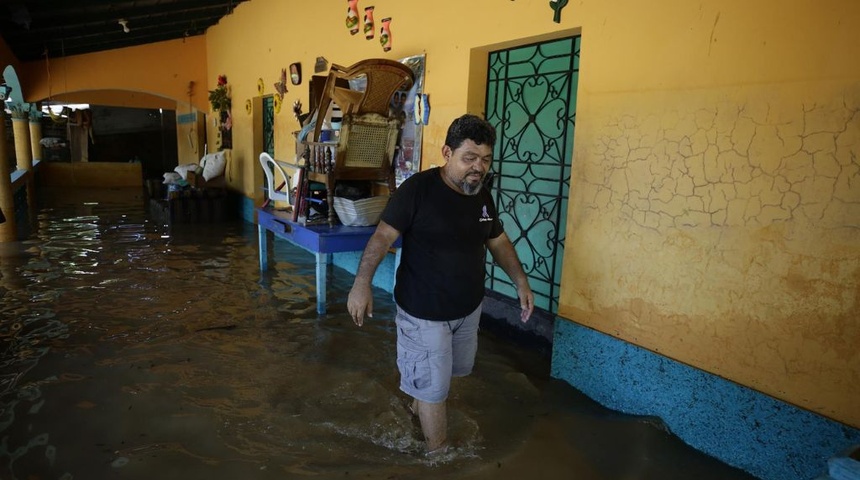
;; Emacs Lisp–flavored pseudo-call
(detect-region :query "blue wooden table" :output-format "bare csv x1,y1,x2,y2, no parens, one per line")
256,207,397,314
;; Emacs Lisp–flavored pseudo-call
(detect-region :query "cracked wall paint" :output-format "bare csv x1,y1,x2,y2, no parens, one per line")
560,83,860,428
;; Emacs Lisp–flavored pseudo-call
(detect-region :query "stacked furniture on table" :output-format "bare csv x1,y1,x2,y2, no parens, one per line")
297,58,415,225
257,58,414,314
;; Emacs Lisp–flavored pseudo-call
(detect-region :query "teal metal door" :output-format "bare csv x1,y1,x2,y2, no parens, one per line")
261,96,275,198
484,36,580,314
263,96,274,156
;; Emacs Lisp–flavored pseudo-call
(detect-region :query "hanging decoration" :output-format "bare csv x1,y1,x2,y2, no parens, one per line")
38,47,68,125
273,94,283,114
293,99,308,124
290,63,302,85
274,68,288,100
363,6,375,39
208,75,232,150
186,81,196,151
46,105,68,125
245,99,252,115
315,57,328,74
345,0,360,35
414,93,430,126
208,75,231,112
549,0,568,23
379,17,392,52
257,78,265,95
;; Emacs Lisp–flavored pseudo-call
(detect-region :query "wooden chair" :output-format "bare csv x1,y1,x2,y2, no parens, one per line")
305,112,402,225
311,58,415,142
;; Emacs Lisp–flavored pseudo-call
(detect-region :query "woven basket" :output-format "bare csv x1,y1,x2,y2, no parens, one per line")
333,196,389,226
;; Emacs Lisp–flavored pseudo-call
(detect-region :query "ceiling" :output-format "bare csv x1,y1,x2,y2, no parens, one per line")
0,0,250,63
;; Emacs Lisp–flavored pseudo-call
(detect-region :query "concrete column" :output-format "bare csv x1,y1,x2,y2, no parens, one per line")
12,116,32,172
11,116,36,224
0,111,17,241
29,119,43,162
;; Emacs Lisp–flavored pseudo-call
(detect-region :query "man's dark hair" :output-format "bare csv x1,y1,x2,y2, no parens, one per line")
444,114,496,150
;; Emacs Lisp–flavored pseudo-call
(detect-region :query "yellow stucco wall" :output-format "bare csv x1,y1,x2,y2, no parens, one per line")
12,37,210,170
17,36,209,112
562,0,859,428
4,0,857,429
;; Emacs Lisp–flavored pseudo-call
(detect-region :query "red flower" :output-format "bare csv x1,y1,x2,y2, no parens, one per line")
217,75,228,86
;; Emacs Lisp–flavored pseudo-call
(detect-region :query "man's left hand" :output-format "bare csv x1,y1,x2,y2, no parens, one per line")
518,285,534,322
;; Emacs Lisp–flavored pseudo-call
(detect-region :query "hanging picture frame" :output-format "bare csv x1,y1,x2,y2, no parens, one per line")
220,110,233,149
393,54,426,186
290,63,302,85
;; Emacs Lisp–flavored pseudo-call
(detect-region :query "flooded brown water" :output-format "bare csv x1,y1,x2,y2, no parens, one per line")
0,187,758,480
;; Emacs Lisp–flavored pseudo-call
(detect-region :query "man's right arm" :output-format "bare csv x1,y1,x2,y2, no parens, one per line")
348,220,401,326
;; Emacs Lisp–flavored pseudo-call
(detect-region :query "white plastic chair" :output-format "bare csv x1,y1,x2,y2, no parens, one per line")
259,152,291,203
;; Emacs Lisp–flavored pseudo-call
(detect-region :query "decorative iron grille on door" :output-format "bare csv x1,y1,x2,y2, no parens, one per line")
484,35,580,315
263,96,274,156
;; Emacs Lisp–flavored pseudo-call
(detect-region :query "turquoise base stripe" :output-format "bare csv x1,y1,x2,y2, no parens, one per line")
240,196,255,224
333,251,396,293
550,319,860,480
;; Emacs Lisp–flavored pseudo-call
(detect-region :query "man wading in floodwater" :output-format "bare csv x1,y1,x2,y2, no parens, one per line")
348,114,534,455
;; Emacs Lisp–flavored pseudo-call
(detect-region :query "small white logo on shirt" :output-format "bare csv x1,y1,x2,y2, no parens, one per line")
479,205,494,222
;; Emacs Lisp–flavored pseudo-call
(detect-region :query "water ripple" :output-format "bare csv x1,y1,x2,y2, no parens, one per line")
0,189,756,480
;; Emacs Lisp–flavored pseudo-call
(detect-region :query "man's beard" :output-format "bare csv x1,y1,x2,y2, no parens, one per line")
453,170,484,196
459,178,483,196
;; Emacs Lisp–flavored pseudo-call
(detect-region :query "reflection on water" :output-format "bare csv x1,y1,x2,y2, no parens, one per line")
0,188,757,480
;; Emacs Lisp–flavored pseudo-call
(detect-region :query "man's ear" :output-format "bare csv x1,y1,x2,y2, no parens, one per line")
441,145,452,161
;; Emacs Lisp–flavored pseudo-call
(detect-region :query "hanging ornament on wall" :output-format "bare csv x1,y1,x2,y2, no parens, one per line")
273,94,283,114
274,68,287,100
363,6,375,40
379,17,392,52
315,57,329,73
245,99,252,115
290,63,302,85
345,0,360,35
257,78,265,95
549,0,568,23
414,93,430,125
293,99,307,124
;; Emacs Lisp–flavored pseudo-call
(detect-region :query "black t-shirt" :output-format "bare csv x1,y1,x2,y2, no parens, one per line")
381,168,503,320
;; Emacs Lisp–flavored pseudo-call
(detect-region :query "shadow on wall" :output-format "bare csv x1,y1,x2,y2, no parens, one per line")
481,290,554,359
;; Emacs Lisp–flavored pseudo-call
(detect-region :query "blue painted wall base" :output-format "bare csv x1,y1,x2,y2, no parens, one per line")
333,251,396,292
240,196,256,224
551,320,860,480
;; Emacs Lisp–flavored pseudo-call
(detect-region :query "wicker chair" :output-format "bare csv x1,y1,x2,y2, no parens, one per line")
303,113,402,225
311,58,414,142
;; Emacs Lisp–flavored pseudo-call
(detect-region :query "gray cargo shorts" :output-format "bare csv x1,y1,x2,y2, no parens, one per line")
395,303,481,403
